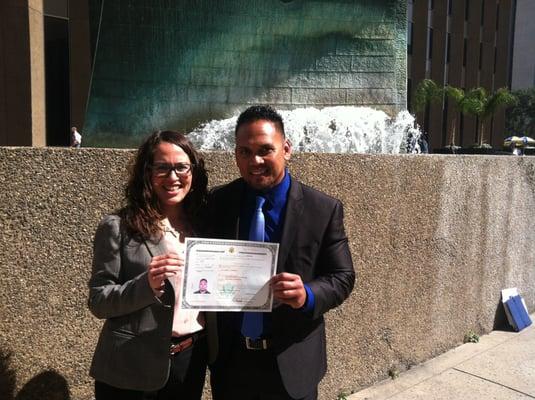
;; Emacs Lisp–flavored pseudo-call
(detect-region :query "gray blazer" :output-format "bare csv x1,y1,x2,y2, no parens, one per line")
88,214,217,391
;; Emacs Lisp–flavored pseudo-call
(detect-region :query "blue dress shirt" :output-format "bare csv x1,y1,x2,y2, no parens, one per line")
239,171,315,336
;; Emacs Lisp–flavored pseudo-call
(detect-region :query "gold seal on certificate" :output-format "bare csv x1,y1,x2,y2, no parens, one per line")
180,238,279,311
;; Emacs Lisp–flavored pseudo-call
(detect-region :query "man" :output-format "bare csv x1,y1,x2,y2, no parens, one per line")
194,278,210,294
207,105,355,400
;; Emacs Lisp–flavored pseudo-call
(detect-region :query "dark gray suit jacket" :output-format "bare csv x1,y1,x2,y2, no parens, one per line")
207,177,355,399
88,214,217,391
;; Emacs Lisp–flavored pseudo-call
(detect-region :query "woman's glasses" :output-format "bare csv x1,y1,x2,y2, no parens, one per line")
151,163,193,178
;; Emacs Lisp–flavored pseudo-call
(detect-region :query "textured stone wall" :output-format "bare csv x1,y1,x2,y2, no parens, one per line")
84,0,406,146
1,147,534,400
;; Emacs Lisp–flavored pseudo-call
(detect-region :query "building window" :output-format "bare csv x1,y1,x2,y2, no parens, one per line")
459,114,465,145
408,22,413,54
479,43,483,69
481,1,485,25
424,103,431,133
407,78,412,111
408,0,413,20
496,3,500,30
427,28,434,60
446,33,451,63
465,1,469,20
463,38,467,67
442,98,449,146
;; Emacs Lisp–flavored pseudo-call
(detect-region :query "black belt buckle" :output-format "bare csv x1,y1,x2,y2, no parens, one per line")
245,337,269,350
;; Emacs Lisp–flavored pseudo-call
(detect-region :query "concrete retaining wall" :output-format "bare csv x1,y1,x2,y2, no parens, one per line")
1,147,534,399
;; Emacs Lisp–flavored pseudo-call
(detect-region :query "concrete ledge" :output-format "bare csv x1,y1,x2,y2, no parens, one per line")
1,148,534,399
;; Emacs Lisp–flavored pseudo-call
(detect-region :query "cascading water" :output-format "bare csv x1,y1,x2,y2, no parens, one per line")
187,106,424,154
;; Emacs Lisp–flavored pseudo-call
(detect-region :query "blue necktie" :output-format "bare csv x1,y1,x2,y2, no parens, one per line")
241,196,265,338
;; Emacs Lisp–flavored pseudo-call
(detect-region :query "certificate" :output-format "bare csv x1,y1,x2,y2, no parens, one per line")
180,238,279,311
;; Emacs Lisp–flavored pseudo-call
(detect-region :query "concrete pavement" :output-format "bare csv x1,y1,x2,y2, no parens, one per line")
349,314,535,400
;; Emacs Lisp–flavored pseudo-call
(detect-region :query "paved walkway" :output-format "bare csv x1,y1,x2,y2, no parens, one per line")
349,314,535,400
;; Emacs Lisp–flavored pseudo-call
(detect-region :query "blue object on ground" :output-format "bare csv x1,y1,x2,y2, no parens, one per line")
505,295,532,331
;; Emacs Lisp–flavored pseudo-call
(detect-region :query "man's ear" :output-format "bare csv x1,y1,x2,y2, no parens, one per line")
283,139,292,161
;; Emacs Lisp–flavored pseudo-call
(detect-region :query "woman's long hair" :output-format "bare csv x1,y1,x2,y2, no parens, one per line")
120,130,208,240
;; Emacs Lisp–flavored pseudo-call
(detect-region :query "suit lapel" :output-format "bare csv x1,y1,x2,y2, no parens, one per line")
277,177,303,271
220,179,245,239
143,234,175,302
143,236,167,258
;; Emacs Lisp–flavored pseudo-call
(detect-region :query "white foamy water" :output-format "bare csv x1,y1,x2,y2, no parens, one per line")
187,106,423,154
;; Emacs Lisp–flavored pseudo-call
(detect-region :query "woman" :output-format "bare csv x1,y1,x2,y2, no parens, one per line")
88,131,212,400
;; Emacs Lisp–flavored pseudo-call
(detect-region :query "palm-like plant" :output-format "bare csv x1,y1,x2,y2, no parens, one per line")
413,80,517,149
413,79,444,114
443,85,472,148
414,79,466,148
463,87,517,147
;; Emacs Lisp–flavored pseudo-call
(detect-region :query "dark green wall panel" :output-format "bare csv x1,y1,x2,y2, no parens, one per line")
85,0,406,147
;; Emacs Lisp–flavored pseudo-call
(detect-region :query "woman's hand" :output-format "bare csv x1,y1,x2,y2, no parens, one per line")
148,253,184,295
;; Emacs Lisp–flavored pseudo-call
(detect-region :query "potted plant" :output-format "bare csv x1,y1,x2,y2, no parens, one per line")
413,80,517,154
458,87,517,154
412,79,450,152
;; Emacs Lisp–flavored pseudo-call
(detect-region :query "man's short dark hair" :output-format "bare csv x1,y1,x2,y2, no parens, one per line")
235,105,285,137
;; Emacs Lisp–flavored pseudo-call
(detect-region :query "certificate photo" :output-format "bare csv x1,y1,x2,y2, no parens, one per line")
180,238,279,311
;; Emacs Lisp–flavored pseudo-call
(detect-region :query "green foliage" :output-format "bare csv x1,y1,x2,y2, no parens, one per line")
464,330,480,343
464,87,517,120
388,366,400,379
443,86,475,147
337,389,351,400
505,88,535,137
486,88,517,117
462,87,517,146
413,79,517,147
463,87,487,117
445,86,467,112
413,79,444,112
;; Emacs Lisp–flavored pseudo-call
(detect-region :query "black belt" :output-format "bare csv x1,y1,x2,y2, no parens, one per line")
170,331,206,355
242,336,272,350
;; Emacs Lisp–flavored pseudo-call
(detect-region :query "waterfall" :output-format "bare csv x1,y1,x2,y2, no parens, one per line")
187,106,424,154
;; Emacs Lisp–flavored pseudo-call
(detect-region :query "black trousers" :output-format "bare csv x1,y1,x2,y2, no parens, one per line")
210,336,318,400
95,335,207,400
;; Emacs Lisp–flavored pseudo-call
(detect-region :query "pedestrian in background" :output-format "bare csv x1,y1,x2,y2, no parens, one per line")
71,126,82,148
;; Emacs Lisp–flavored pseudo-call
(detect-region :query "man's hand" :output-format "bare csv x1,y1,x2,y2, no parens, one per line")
148,253,183,295
270,272,307,309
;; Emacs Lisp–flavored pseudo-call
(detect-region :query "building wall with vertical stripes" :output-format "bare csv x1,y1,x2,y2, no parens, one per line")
408,0,515,150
